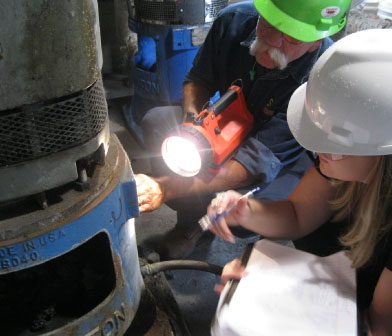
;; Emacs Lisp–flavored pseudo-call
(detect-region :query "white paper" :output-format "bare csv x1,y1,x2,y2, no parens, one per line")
211,239,357,336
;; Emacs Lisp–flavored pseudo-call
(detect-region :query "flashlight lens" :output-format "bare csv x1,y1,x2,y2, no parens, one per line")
162,136,202,177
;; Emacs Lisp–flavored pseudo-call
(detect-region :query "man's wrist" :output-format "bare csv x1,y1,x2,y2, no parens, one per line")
155,175,186,202
155,174,199,201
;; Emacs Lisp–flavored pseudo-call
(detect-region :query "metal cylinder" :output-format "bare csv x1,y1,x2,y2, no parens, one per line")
0,0,103,110
0,0,110,203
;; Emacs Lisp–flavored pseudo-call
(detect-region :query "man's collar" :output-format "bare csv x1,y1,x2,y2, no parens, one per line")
240,26,257,49
240,28,323,84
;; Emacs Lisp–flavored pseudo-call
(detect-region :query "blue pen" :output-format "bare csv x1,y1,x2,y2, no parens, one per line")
198,186,262,231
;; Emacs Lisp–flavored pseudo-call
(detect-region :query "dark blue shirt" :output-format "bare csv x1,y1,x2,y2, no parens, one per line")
184,1,333,183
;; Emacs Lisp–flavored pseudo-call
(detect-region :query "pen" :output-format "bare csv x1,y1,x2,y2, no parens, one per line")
198,186,262,231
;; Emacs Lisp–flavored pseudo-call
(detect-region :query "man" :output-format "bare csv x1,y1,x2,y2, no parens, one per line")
136,0,351,259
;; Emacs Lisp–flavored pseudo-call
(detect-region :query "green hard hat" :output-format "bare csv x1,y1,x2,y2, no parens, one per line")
253,0,352,42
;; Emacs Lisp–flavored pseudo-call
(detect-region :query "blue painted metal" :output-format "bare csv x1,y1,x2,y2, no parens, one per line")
0,135,143,335
0,182,138,273
130,20,204,103
124,20,211,145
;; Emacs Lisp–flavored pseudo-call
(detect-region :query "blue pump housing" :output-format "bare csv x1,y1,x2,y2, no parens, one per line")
0,135,143,335
124,19,211,145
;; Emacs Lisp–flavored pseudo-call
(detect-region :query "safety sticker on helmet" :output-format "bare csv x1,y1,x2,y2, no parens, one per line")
321,7,341,18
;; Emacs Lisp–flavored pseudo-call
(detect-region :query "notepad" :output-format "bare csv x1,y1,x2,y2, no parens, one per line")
211,239,357,336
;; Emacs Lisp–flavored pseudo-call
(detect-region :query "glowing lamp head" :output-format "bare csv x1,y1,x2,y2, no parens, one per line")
161,85,254,177
161,135,202,177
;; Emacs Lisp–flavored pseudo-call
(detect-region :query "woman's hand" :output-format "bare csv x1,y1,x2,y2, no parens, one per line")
207,190,253,243
214,259,248,294
135,174,165,213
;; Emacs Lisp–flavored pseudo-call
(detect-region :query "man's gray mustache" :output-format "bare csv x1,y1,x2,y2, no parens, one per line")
249,38,288,70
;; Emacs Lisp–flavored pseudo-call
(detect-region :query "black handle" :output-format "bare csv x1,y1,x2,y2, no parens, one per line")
209,87,238,117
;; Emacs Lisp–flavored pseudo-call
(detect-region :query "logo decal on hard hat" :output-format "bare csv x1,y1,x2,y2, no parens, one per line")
321,6,341,18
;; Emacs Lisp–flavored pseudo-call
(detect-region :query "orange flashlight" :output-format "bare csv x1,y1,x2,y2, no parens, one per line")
161,85,254,177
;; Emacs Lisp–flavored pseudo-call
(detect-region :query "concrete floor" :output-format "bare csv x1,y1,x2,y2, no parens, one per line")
106,83,258,336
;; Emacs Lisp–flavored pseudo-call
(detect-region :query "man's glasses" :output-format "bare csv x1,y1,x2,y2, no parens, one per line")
258,17,304,45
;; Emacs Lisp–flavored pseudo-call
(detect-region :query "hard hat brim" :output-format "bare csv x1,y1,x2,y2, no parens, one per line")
289,83,392,156
288,83,350,155
254,0,346,42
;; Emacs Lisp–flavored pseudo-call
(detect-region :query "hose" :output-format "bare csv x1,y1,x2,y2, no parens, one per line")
141,260,223,276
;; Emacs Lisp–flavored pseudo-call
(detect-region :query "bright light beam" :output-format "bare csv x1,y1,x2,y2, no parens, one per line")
162,136,202,177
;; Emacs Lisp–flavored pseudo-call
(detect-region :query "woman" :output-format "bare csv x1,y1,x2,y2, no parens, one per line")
207,29,392,334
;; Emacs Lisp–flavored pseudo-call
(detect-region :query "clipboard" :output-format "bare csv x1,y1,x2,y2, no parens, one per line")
211,239,357,336
220,242,254,307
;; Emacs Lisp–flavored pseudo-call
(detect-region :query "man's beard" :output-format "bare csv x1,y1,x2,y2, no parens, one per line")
249,37,288,70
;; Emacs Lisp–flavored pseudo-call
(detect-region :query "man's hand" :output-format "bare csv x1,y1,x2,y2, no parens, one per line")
135,174,165,213
135,159,255,214
214,259,248,294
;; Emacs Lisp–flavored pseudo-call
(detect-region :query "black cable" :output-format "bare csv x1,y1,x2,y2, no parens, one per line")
141,260,223,276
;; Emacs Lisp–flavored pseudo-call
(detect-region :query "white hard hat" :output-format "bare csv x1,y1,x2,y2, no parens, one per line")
287,29,392,155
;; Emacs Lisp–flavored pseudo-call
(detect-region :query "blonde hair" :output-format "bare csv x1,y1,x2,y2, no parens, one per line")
330,156,392,268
